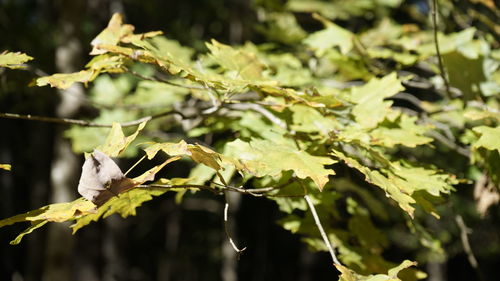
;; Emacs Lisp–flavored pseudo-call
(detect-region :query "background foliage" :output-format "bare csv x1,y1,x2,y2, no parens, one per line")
1,0,499,280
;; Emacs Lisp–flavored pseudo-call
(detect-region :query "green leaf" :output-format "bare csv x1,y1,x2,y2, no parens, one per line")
366,48,418,65
125,80,189,107
472,126,500,152
370,115,433,148
290,104,338,135
332,149,416,216
262,53,313,86
226,138,336,190
64,110,133,154
256,12,307,45
287,0,402,20
335,260,417,281
417,28,476,58
206,39,267,80
147,37,194,64
0,51,33,69
390,163,455,197
464,108,500,122
304,14,354,56
443,51,486,100
350,73,404,129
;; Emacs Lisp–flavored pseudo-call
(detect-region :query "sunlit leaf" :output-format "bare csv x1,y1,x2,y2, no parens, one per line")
472,126,500,152
370,115,432,148
10,221,48,245
90,13,162,55
332,149,416,216
97,121,147,157
226,138,336,190
0,164,11,171
350,73,404,129
0,51,33,69
0,146,177,243
206,39,267,80
71,188,166,233
290,104,338,135
335,260,417,281
304,13,354,56
36,70,95,89
90,13,133,55
0,199,96,244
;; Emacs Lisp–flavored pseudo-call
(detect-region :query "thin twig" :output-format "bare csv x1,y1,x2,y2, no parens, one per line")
426,130,470,157
142,182,278,197
226,102,301,147
129,70,205,90
0,110,185,128
138,184,222,195
202,86,222,115
455,215,485,281
430,0,452,98
226,102,287,129
223,194,246,258
304,194,340,265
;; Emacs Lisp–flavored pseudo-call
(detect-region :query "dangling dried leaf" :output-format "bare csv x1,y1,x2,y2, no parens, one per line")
77,149,136,206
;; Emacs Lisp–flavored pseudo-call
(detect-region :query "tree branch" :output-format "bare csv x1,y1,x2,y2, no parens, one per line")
128,70,205,90
304,194,341,266
0,110,185,128
226,102,287,129
455,215,485,281
430,0,452,99
223,194,246,257
140,183,278,197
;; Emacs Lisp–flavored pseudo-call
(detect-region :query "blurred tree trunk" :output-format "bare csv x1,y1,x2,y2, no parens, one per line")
43,1,86,280
427,261,447,281
158,201,182,281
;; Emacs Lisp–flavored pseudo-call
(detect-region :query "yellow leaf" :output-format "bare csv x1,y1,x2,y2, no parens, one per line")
10,221,48,245
0,51,33,69
0,164,11,171
144,140,238,172
36,70,95,90
90,13,134,55
98,121,147,157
